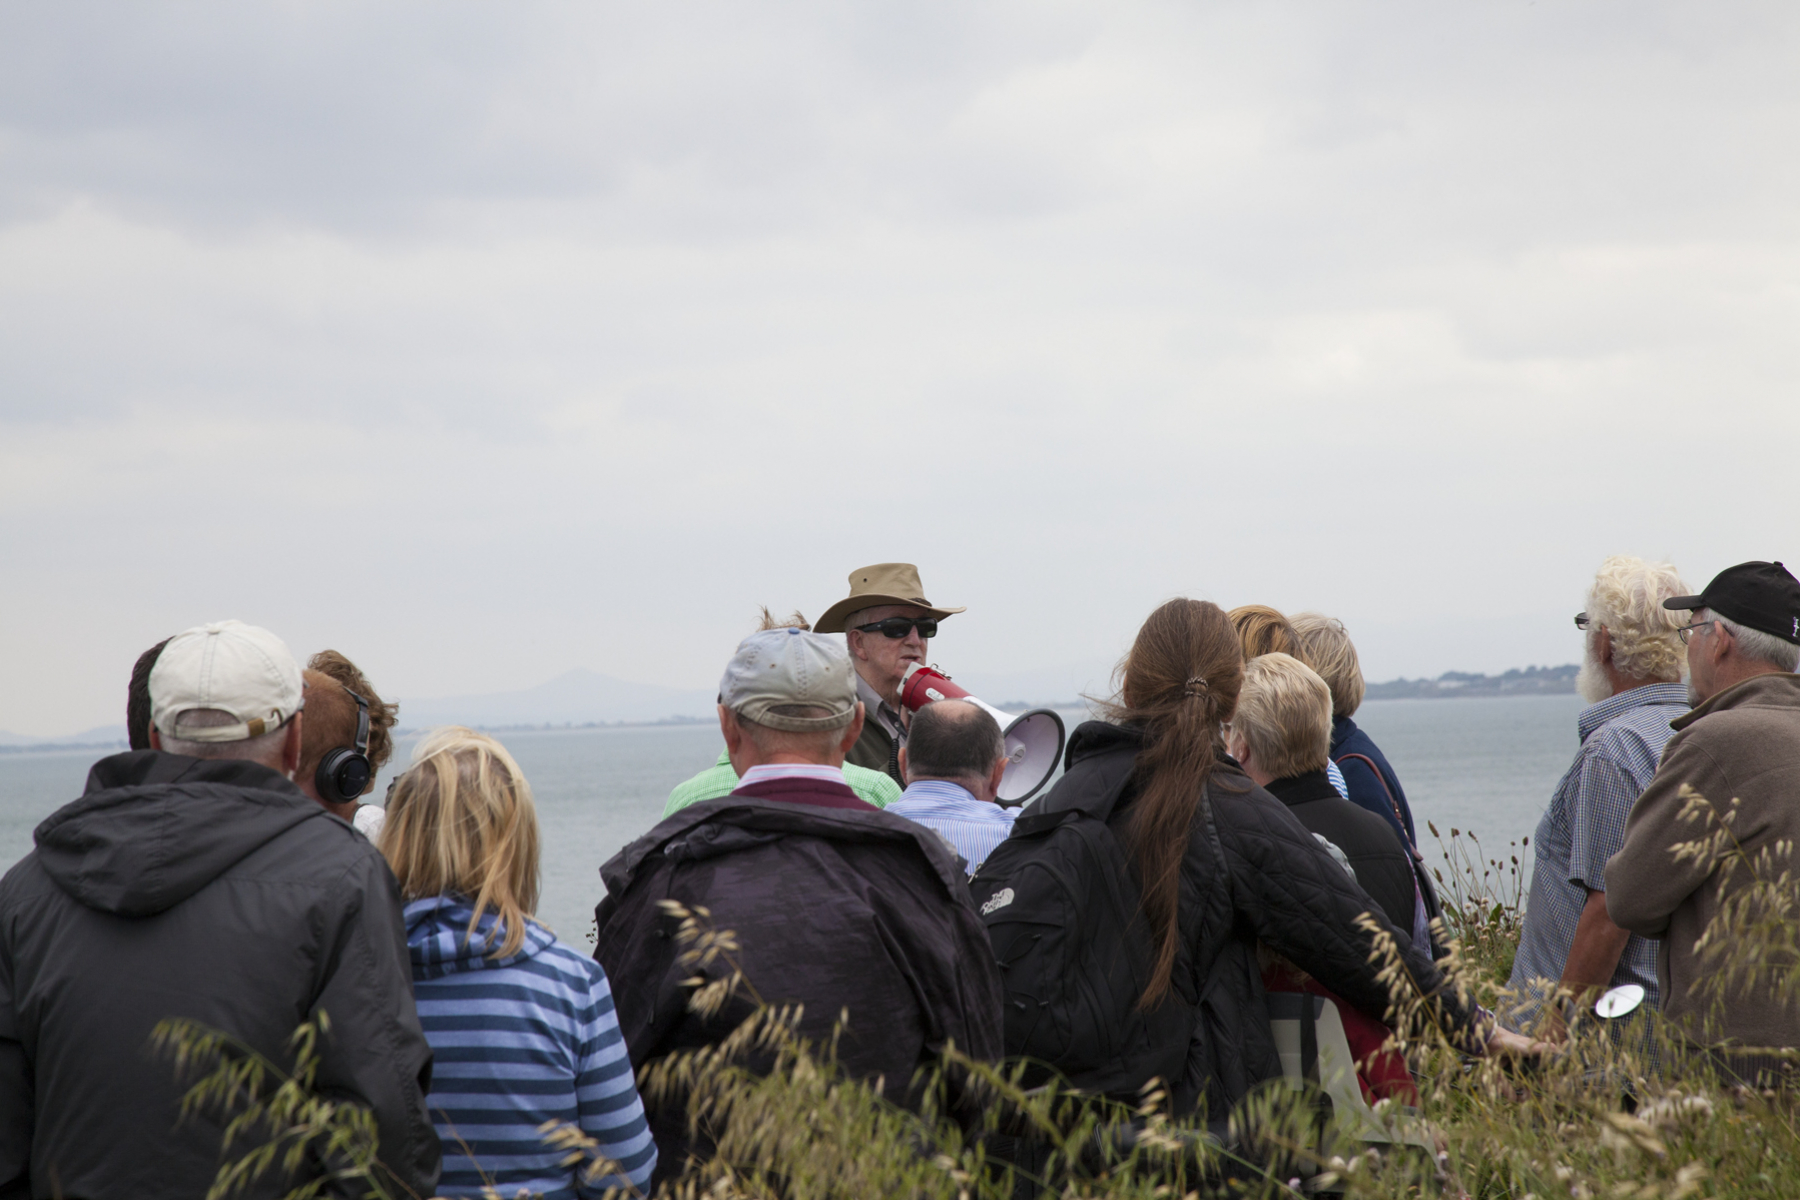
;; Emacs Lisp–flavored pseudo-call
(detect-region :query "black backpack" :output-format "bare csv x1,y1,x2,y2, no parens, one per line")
970,753,1227,1098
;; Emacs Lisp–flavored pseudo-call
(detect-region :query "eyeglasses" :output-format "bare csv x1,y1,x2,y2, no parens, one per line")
854,616,938,640
1677,619,1717,645
1574,612,1591,630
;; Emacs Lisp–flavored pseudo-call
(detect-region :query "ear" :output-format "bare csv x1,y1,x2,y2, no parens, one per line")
1596,625,1614,666
281,712,304,779
988,753,1008,795
837,703,866,755
897,746,910,785
148,729,163,751
718,705,741,755
845,630,866,663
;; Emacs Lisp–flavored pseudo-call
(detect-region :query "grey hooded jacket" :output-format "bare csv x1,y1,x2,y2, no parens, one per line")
0,751,439,1200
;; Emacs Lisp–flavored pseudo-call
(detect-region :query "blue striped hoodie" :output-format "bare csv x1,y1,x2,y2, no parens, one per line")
405,895,657,1197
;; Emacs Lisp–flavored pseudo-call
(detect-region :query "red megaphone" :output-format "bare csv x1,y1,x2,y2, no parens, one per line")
897,663,1066,806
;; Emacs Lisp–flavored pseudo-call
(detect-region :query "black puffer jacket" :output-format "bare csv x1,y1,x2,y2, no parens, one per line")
0,751,439,1200
1039,722,1479,1117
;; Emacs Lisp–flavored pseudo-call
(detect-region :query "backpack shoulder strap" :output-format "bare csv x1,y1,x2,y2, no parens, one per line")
1333,751,1406,833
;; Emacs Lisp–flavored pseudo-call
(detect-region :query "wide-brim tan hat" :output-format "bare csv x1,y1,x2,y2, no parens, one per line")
814,563,966,634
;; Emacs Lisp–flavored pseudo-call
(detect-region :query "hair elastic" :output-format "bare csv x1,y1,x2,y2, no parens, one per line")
1183,676,1210,699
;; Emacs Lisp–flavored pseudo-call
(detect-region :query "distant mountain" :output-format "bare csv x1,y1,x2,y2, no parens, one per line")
397,668,716,730
0,724,129,752
1365,664,1578,701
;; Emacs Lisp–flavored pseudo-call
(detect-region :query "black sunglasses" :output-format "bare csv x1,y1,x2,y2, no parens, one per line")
1574,612,1590,630
854,616,938,639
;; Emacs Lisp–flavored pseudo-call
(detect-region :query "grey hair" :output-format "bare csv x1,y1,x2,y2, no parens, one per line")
159,708,291,763
1707,611,1800,673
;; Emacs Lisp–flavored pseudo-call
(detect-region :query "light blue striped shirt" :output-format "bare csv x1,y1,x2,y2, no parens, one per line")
886,779,1018,875
406,895,657,1197
1326,759,1349,800
1506,682,1688,1034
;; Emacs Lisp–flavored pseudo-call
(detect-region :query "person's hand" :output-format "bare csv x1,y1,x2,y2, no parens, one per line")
1486,1025,1554,1058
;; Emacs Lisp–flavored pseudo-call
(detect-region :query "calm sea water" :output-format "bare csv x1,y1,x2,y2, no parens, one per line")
0,695,1583,949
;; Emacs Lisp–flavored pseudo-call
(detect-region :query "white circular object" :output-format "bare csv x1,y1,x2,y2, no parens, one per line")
1594,983,1646,1019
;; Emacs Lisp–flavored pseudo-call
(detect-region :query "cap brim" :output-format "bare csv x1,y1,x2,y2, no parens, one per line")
1662,594,1707,611
814,596,965,633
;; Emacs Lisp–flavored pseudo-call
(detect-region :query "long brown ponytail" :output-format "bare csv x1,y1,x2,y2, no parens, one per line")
1102,598,1245,1009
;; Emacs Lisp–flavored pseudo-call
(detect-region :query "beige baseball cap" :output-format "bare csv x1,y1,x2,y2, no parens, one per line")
150,620,304,743
719,628,858,731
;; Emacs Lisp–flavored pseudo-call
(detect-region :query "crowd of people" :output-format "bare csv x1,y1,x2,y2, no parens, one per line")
1,556,1796,1197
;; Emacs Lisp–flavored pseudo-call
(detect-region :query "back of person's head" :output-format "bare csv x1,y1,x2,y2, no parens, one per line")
906,700,1004,784
1586,556,1689,682
719,628,859,762
1105,598,1244,1008
1227,604,1305,663
382,727,541,958
297,651,401,795
1289,613,1364,720
1233,653,1333,779
127,637,173,751
150,621,303,769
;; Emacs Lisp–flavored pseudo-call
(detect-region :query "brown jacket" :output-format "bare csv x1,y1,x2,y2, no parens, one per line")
1606,672,1800,1050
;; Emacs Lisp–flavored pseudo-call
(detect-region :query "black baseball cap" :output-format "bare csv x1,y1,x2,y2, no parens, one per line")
1663,560,1800,646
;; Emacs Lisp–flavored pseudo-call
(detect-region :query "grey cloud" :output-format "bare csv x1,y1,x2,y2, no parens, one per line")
1,1,1797,735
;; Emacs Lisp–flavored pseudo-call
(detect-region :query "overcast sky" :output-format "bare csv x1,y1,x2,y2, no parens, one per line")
1,1,1796,736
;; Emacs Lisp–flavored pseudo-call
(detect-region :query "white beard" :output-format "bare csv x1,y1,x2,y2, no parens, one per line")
1576,634,1611,705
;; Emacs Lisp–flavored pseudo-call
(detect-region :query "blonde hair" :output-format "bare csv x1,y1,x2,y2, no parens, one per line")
1232,653,1333,780
381,726,541,958
1227,604,1307,664
1587,556,1689,683
1290,613,1365,719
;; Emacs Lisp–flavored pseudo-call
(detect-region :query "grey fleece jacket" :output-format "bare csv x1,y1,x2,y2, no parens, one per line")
1607,672,1800,1050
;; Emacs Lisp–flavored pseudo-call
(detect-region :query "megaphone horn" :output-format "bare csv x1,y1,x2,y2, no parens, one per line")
897,663,1066,806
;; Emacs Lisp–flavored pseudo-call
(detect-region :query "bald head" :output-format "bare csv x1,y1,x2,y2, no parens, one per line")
900,700,1008,802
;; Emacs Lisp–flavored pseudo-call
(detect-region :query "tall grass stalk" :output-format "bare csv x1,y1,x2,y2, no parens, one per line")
167,784,1800,1199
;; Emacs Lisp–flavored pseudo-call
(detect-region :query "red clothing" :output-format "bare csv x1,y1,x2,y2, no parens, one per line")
1263,961,1418,1105
731,776,876,812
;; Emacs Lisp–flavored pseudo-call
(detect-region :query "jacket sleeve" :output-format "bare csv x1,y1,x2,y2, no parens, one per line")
0,925,28,1200
593,875,693,1066
573,961,657,1197
309,851,441,1198
1605,737,1726,937
1215,786,1482,1044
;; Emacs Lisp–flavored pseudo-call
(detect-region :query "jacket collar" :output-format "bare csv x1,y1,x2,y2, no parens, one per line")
1261,770,1339,807
601,792,968,903
1672,670,1800,732
1577,681,1689,742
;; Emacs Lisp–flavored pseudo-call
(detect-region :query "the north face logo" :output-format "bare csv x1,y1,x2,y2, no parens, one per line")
980,887,1015,915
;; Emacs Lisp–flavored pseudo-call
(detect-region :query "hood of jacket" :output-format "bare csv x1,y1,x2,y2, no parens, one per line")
33,750,326,918
405,894,555,978
600,792,969,904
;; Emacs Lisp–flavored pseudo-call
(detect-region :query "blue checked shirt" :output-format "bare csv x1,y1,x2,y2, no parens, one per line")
1505,682,1688,1032
886,779,1019,875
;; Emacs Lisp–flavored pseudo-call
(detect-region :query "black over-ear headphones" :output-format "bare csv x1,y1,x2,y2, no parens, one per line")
315,688,373,806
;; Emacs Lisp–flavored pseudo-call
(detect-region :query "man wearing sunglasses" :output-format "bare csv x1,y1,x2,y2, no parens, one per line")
1607,561,1800,1080
814,563,965,784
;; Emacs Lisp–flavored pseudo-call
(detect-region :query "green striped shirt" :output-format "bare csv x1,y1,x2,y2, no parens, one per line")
663,749,901,817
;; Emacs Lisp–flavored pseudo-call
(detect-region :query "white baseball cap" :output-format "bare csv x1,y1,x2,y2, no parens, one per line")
719,628,858,731
150,620,304,743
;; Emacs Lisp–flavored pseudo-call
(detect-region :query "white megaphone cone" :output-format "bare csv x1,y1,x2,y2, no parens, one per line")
897,663,1066,806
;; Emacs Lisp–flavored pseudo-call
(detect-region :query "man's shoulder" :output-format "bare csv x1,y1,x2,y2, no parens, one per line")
608,792,967,898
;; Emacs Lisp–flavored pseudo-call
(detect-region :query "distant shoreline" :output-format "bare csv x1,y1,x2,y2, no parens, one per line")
0,675,1582,754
